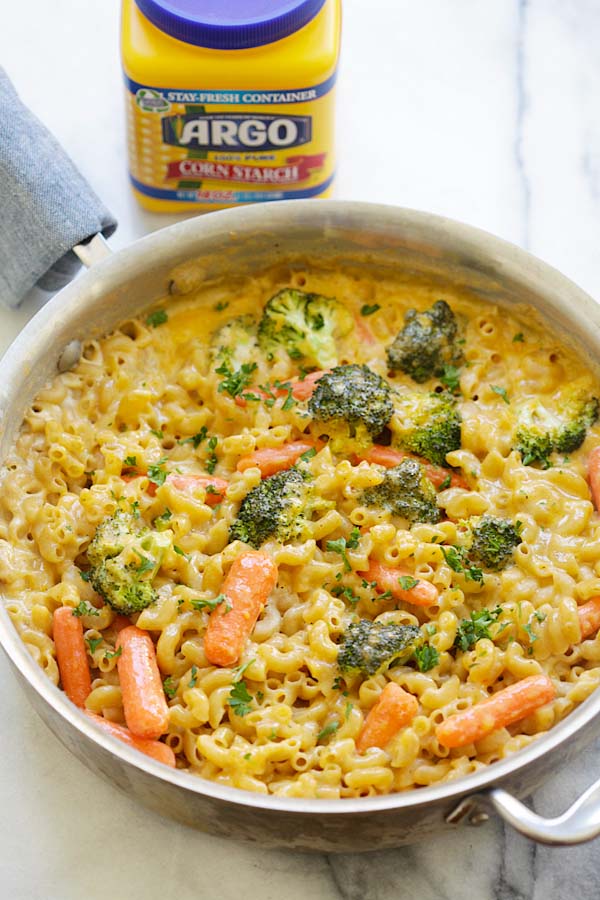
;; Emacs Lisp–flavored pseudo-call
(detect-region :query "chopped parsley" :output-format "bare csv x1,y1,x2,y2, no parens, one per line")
513,332,524,343
360,303,381,316
147,457,168,487
454,606,503,651
215,361,258,398
330,584,361,606
104,646,122,660
326,528,360,573
345,701,354,720
190,594,226,612
438,474,452,492
227,679,253,717
442,546,484,584
491,385,510,404
146,309,168,328
440,364,461,393
86,637,103,655
80,570,91,583
317,720,340,743
398,575,420,591
123,455,138,468
173,545,189,559
414,643,439,672
300,447,317,462
72,601,100,618
206,436,218,474
214,300,229,312
150,428,164,439
163,676,177,699
189,665,198,688
179,427,208,448
135,554,155,576
153,508,173,530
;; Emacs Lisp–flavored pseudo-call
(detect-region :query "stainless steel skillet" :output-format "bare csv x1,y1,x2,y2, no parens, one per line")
2,200,600,850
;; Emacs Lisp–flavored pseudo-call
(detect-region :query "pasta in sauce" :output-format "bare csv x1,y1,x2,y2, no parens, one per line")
2,263,600,799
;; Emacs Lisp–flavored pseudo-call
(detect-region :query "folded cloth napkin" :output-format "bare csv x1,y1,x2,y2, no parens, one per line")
0,67,117,308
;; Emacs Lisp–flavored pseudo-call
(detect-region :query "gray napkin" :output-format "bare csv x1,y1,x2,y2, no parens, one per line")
0,68,117,308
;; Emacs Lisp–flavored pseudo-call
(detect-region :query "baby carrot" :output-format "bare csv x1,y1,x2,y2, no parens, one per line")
588,447,600,510
356,682,419,752
112,614,132,633
167,473,228,506
436,674,556,749
116,626,170,740
85,711,176,767
53,606,92,708
234,370,328,408
204,551,278,667
236,441,315,477
359,559,439,607
357,445,469,490
289,370,329,401
578,596,600,640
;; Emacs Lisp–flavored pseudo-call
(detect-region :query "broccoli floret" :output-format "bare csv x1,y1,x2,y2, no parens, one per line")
337,619,423,676
514,385,599,467
467,515,522,571
391,389,461,467
87,510,172,614
308,364,394,452
361,458,441,524
210,314,259,368
387,299,463,383
229,467,315,548
257,288,354,369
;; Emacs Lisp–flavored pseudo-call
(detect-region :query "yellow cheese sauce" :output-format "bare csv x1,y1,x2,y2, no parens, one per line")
2,264,600,797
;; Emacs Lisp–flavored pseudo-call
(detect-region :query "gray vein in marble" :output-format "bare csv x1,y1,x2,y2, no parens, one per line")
515,0,531,250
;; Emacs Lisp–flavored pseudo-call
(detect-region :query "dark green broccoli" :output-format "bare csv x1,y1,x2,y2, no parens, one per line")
229,467,315,548
515,385,599,467
467,516,522,571
87,510,172,614
210,314,259,368
257,288,353,369
307,364,394,452
391,389,461,467
386,299,463,383
337,619,423,676
361,458,441,524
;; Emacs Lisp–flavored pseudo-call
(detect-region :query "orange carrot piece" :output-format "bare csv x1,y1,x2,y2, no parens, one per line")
112,614,132,633
359,559,439,608
353,313,376,346
167,473,228,506
53,606,92,708
578,596,600,640
116,626,170,740
85,711,176,767
357,445,469,490
436,674,556,749
236,441,315,477
289,369,329,400
588,447,600,511
204,551,278,667
356,682,418,752
234,387,272,409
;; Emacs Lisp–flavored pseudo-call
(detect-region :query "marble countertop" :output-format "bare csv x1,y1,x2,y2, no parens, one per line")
2,1,600,897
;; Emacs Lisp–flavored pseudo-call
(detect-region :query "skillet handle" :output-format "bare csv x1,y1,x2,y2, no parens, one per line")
72,233,113,269
448,779,600,845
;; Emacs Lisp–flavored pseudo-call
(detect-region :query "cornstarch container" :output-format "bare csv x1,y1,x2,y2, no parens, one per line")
121,0,342,212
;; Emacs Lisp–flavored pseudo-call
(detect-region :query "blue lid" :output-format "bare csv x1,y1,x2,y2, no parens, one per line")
135,0,327,50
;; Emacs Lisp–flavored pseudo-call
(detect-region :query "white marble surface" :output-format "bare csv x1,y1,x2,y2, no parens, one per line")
2,1,600,897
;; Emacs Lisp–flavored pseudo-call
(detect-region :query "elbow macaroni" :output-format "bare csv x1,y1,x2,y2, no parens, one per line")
2,265,600,798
